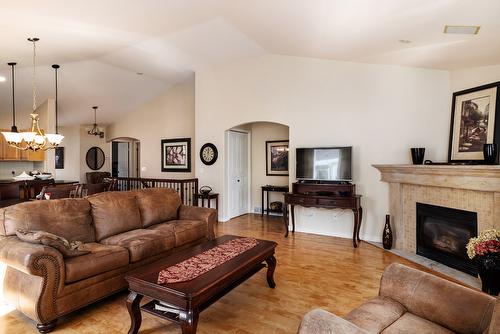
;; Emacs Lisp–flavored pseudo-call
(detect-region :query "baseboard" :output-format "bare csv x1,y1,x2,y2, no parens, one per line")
292,226,380,243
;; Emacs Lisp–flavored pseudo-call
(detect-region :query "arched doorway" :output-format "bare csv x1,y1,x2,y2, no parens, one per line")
224,121,289,220
109,137,140,178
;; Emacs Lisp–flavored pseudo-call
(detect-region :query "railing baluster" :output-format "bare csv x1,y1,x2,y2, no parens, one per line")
109,177,198,206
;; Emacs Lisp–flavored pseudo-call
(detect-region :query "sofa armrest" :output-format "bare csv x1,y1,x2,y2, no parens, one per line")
0,236,64,277
298,309,368,334
379,263,496,334
0,236,65,324
178,205,217,239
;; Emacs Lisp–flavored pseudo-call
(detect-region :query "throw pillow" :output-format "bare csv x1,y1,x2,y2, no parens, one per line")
16,229,90,258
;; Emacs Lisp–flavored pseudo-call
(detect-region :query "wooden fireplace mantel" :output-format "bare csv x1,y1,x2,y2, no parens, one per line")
372,164,500,251
373,164,500,192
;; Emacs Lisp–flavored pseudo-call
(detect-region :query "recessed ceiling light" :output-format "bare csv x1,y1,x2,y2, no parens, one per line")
444,25,480,35
136,72,143,75
0,76,6,82
398,39,411,44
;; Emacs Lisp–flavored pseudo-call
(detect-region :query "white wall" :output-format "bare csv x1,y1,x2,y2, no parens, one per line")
195,54,451,242
54,125,80,181
79,126,110,183
249,122,289,212
450,64,500,92
106,81,195,179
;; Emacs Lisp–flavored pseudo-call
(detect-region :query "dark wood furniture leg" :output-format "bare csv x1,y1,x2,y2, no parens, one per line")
36,320,57,333
266,190,270,216
215,197,218,211
261,188,264,217
208,198,211,208
126,291,143,334
179,308,199,334
283,204,289,237
352,209,359,248
291,204,295,234
265,255,277,288
357,207,363,242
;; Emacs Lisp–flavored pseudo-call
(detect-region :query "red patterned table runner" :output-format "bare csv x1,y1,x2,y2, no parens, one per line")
157,237,259,284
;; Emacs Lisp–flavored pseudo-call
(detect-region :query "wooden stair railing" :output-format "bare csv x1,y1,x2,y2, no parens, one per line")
108,177,198,206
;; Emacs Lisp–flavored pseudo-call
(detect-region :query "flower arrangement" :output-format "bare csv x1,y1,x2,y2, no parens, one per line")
466,229,500,259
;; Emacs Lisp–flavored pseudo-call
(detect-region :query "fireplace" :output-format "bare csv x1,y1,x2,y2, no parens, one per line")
416,203,477,276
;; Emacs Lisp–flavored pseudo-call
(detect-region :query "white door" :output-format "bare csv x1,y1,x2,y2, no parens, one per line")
227,131,249,218
117,142,130,177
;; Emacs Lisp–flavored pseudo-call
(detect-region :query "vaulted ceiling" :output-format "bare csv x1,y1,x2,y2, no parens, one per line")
0,0,499,126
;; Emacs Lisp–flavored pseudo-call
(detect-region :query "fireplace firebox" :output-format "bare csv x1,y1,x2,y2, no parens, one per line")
416,203,477,276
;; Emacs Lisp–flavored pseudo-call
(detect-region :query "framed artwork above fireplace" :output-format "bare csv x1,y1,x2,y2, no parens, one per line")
448,81,500,163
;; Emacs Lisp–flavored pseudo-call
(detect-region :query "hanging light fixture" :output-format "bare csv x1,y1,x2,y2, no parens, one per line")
88,106,104,138
1,38,64,151
5,62,22,143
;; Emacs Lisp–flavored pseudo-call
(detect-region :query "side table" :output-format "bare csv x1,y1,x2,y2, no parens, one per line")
261,185,289,217
193,192,219,211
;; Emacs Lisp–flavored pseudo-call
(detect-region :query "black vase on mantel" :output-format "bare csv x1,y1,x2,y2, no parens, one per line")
483,143,498,165
410,148,425,165
383,215,393,250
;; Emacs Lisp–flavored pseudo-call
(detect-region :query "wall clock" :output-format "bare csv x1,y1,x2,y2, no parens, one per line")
200,143,218,165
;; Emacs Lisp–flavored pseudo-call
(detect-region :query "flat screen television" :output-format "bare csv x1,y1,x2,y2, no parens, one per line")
296,147,352,181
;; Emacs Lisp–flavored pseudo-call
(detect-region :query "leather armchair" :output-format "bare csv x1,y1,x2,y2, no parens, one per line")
298,263,499,334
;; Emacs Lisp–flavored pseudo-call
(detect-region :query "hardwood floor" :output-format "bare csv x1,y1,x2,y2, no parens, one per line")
0,214,459,334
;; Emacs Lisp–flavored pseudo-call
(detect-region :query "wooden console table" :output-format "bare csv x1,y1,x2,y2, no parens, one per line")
261,185,289,216
283,182,363,247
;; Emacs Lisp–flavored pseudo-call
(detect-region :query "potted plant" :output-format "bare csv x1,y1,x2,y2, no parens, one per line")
466,229,500,296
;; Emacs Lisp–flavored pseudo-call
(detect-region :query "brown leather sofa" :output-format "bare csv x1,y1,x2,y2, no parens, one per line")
0,188,217,333
298,263,499,334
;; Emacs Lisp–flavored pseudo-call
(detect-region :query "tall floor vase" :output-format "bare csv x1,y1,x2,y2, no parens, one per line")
383,215,393,250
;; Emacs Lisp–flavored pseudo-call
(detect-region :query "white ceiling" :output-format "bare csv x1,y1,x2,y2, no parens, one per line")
0,0,499,126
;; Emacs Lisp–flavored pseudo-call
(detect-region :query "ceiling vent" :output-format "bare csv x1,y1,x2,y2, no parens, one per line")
444,25,480,35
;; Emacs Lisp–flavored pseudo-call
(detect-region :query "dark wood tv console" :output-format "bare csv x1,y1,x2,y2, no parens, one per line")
283,181,363,247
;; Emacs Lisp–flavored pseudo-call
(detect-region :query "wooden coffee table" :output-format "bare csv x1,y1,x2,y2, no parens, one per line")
125,235,277,334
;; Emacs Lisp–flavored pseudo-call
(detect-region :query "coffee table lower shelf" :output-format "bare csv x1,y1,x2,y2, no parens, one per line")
140,262,267,324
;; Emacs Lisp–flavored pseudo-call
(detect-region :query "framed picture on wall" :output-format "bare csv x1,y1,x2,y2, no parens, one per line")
448,81,500,163
266,140,289,176
161,138,191,172
55,147,64,169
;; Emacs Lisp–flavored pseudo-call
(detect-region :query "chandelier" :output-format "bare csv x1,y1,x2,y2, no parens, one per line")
1,38,64,151
88,106,104,138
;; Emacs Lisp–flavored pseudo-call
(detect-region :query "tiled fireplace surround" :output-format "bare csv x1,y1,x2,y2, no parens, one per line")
373,165,500,255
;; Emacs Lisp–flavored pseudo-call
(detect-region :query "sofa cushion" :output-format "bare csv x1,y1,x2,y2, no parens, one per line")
135,188,181,228
148,220,207,247
100,229,175,262
345,296,406,333
65,243,129,283
381,313,454,334
1,198,95,242
87,191,142,241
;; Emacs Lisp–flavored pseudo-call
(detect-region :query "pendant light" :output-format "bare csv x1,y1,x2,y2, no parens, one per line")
52,64,60,134
88,106,104,138
5,62,22,143
1,38,64,151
